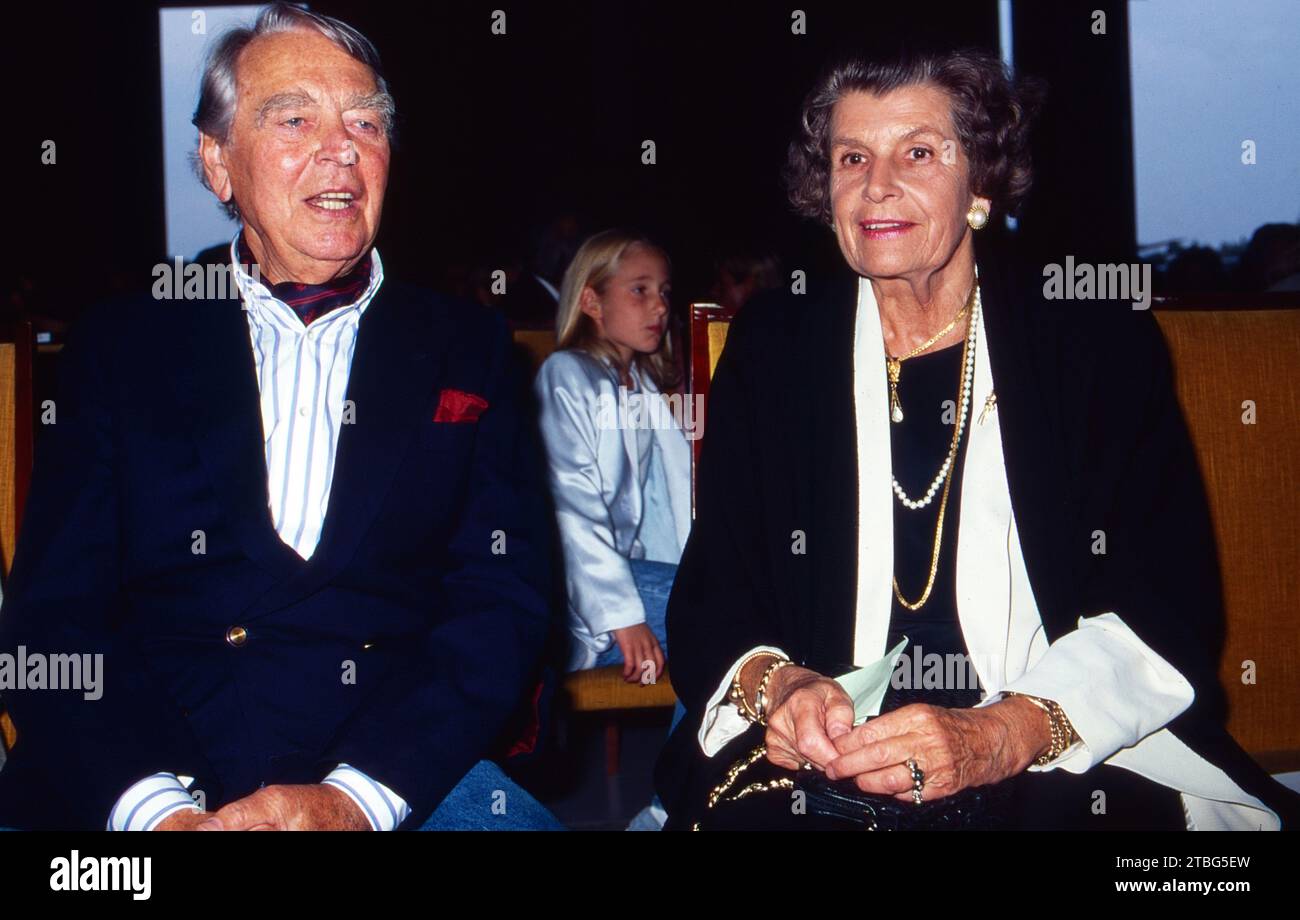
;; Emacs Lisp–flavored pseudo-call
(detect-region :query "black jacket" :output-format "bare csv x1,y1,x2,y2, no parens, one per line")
655,233,1300,829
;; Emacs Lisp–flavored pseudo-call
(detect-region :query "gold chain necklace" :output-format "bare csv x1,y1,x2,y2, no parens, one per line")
885,277,975,424
891,293,977,612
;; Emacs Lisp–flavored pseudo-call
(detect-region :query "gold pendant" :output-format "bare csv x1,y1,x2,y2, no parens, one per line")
887,357,903,423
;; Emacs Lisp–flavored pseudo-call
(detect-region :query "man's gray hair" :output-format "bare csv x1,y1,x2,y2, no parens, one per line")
191,2,395,221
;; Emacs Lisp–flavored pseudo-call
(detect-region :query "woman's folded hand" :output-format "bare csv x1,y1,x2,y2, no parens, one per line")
762,666,857,772
822,700,1045,802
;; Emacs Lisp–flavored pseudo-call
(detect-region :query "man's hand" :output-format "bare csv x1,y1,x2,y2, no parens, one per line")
611,623,665,684
154,808,209,831
193,784,372,831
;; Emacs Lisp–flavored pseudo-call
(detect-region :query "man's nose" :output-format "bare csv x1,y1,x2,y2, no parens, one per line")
318,120,357,167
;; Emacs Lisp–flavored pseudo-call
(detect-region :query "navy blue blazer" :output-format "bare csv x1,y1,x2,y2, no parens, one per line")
0,277,554,830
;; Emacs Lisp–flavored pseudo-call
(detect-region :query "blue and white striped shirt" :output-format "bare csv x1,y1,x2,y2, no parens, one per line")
107,236,410,831
236,237,384,561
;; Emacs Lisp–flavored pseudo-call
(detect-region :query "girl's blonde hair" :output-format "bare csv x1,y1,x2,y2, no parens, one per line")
555,229,682,391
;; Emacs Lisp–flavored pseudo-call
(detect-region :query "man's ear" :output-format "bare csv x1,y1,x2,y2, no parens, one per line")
198,132,234,206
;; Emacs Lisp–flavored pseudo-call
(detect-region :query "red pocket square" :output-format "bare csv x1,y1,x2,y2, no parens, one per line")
433,388,489,423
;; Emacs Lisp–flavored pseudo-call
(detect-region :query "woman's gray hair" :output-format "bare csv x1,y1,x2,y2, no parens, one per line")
191,2,395,221
784,48,1045,224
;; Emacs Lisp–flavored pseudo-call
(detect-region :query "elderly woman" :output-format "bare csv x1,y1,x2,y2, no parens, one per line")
655,49,1300,831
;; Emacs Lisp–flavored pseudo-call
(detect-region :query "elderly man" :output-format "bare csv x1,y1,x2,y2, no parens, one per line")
0,4,560,831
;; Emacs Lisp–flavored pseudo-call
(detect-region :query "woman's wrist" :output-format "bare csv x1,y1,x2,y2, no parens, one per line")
752,661,818,715
733,653,805,718
996,694,1057,765
736,653,780,702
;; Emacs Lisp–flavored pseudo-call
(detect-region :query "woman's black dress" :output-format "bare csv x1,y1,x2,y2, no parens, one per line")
886,342,1186,830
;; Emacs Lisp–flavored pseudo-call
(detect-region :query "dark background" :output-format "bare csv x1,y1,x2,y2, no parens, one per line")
5,0,1142,326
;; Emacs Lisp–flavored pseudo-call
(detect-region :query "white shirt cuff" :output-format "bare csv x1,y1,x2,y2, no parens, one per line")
973,611,1195,772
108,773,200,831
322,763,412,831
699,645,789,757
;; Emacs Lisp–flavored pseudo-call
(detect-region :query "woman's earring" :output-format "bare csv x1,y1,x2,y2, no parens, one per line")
967,206,989,230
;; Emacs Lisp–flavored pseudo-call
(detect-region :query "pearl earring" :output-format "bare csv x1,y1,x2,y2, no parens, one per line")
967,206,989,230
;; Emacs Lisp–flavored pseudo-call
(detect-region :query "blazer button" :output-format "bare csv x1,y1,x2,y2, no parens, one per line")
226,626,249,647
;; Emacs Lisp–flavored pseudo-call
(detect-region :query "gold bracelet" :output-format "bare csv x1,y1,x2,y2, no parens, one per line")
1004,692,1078,766
729,651,779,723
754,658,793,725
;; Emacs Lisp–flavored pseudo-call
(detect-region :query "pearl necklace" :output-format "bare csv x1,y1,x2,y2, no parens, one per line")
890,283,980,510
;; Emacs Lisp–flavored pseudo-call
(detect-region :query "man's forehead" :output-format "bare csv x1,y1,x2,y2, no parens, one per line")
236,29,378,100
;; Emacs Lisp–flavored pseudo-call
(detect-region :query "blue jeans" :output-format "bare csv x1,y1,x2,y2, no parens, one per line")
594,558,684,732
419,760,566,831
594,558,676,667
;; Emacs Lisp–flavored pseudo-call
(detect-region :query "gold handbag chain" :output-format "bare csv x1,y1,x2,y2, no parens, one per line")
691,743,791,832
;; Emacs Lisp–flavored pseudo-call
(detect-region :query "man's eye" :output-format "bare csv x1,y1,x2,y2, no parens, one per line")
353,119,378,132
282,117,306,128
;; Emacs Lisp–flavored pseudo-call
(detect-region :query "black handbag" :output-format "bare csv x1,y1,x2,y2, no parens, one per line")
692,684,1021,831
794,763,1016,830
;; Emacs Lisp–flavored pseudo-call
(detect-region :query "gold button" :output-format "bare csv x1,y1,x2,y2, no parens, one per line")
226,626,248,647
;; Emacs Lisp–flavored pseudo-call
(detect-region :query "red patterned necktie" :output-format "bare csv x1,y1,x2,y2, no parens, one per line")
237,234,372,325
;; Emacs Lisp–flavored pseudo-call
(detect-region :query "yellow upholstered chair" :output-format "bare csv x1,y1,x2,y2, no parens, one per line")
511,327,559,377
1153,299,1300,771
0,321,35,755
